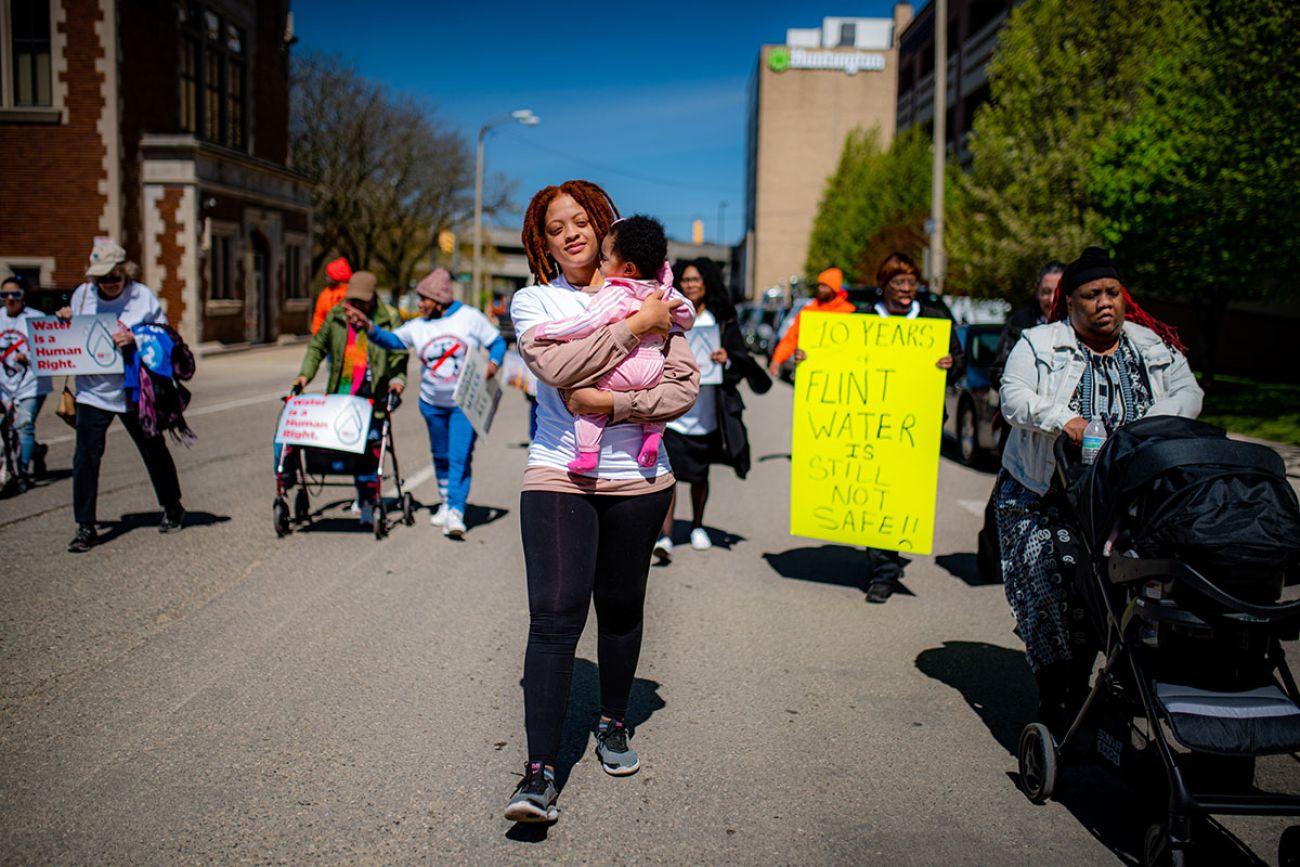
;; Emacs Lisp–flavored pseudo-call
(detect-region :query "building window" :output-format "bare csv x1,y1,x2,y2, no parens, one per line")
837,22,856,48
284,245,307,298
209,234,234,300
177,3,247,150
9,0,52,106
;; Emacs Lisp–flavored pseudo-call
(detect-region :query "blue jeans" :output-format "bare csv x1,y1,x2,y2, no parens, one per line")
16,394,46,472
419,400,476,513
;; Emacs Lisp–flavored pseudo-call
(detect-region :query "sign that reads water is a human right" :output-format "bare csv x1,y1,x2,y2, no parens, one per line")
25,315,124,375
274,393,374,454
788,311,950,555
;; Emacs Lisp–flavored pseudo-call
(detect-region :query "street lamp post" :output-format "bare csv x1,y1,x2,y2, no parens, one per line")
474,109,539,308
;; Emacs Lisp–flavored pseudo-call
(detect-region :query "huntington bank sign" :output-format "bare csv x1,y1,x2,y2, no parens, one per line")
768,47,886,76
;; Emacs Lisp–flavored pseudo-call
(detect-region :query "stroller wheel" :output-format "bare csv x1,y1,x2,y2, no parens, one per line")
1018,722,1058,803
1142,823,1190,867
401,491,415,526
294,488,311,523
273,499,290,538
373,502,387,539
1280,826,1300,867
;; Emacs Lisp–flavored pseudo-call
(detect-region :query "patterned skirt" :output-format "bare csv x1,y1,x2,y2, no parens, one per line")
994,472,1079,673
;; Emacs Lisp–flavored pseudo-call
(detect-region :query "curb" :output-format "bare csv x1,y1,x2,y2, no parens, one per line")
197,335,310,358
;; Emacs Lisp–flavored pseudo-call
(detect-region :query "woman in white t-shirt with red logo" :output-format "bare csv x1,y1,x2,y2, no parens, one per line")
352,268,505,539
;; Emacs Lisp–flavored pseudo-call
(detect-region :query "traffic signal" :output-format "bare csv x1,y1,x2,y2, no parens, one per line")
438,229,455,254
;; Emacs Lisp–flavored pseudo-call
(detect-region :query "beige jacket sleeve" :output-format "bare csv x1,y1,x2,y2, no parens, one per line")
517,321,642,389
610,332,700,424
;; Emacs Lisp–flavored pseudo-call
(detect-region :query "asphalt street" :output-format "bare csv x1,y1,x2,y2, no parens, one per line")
1,344,1295,865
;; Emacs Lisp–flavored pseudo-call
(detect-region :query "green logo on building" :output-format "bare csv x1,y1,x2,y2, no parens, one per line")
768,48,790,73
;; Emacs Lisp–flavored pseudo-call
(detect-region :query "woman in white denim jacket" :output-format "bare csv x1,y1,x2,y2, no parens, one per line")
995,247,1203,732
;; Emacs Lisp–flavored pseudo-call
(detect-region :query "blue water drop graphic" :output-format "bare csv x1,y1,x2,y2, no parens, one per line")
87,319,117,368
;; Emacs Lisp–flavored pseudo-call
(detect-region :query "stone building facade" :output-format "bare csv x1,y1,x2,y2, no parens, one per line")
742,5,913,299
0,0,313,347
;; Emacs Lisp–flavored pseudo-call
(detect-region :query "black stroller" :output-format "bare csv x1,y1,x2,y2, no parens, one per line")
272,388,415,539
1015,416,1300,866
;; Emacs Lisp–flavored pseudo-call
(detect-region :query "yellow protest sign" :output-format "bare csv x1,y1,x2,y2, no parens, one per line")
789,311,951,554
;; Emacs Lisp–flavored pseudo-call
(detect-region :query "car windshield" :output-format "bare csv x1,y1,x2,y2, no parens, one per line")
966,329,1001,367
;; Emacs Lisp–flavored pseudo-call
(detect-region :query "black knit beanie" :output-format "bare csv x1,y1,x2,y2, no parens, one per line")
1061,246,1120,295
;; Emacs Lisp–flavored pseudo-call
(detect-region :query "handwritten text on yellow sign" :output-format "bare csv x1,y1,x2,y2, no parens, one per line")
789,311,950,554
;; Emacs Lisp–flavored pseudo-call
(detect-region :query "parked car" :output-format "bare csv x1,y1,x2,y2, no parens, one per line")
944,322,1006,466
736,302,782,359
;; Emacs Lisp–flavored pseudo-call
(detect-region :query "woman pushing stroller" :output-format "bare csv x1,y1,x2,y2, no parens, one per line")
996,246,1203,731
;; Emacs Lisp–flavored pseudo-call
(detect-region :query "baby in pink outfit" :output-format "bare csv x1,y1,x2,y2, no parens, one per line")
533,215,695,472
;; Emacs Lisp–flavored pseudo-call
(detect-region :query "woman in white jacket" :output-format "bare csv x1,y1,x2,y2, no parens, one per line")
996,247,1203,731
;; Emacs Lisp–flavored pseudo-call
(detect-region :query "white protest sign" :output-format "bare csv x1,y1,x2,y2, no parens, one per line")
453,349,503,436
274,393,374,454
25,315,123,375
687,323,723,385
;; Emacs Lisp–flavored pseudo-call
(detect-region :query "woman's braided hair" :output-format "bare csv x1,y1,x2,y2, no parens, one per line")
521,180,620,285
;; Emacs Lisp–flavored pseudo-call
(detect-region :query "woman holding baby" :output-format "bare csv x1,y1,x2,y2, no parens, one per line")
502,180,699,823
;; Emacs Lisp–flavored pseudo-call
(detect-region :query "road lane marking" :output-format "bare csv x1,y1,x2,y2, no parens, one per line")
957,498,987,516
383,463,436,499
42,390,288,445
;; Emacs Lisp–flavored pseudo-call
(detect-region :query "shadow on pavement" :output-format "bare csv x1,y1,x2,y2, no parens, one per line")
95,510,231,545
507,658,665,842
763,545,915,598
663,519,745,551
465,503,510,530
935,552,1002,587
916,641,1270,865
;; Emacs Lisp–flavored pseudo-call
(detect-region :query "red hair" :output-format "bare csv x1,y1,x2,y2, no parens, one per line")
1049,283,1187,355
521,180,620,284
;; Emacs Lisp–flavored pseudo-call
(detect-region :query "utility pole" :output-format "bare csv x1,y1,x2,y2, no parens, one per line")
930,0,947,293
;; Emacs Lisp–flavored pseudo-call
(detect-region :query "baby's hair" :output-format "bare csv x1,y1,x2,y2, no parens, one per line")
522,180,620,284
607,215,666,280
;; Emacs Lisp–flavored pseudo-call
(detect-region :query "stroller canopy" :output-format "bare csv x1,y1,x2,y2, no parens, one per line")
1069,416,1300,573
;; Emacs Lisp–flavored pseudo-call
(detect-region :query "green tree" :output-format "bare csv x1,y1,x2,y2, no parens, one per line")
804,127,935,287
1090,0,1300,379
948,0,1165,298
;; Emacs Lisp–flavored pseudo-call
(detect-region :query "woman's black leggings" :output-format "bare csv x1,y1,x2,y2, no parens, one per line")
520,487,672,765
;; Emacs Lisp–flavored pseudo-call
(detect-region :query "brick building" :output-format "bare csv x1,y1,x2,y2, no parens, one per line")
0,0,313,347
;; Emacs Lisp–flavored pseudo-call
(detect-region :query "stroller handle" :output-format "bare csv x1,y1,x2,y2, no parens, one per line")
1110,556,1300,622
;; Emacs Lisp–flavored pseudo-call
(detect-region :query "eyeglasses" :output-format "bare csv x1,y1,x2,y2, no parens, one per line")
679,276,703,284
888,277,918,289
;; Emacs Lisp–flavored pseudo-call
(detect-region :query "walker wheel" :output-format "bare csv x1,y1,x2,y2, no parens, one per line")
1018,722,1058,803
273,499,290,538
401,492,415,526
294,488,311,523
373,502,387,539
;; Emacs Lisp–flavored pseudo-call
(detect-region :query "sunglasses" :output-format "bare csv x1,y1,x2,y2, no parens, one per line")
1,291,23,300
96,274,125,285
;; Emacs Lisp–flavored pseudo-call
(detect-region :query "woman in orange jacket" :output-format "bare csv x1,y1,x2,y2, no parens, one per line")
766,267,856,376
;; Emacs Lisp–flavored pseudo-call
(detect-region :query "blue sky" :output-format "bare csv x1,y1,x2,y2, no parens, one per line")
293,1,907,245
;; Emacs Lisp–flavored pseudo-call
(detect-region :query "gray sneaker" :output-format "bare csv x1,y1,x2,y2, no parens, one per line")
595,719,640,776
504,762,558,823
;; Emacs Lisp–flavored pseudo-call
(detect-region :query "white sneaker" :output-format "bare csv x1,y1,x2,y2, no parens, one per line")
652,536,673,564
349,498,362,514
430,503,448,527
690,527,712,550
359,502,374,526
443,508,466,538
